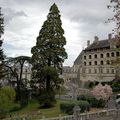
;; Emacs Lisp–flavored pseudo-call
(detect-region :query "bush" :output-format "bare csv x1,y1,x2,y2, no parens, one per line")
0,86,18,118
112,81,120,92
39,91,56,108
60,100,90,115
77,94,106,108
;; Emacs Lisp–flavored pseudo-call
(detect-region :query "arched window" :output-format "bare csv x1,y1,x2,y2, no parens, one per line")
100,54,103,58
89,61,92,65
84,62,86,66
106,60,110,65
94,61,97,65
89,55,92,59
116,52,119,57
111,52,115,57
100,61,103,65
94,54,97,58
106,53,110,57
84,56,86,59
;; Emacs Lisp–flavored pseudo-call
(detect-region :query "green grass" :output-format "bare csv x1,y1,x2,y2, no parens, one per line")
9,100,66,119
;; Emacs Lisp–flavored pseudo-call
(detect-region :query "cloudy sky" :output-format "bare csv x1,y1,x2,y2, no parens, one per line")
0,0,115,66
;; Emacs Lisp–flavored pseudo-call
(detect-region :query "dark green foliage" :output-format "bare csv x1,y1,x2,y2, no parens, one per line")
39,90,56,108
60,100,90,115
31,3,67,107
112,79,120,92
77,94,106,108
0,7,4,80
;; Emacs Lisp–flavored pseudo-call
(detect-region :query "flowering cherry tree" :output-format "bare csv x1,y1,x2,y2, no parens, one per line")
91,83,113,101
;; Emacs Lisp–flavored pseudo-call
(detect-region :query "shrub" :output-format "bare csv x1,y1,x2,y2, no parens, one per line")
39,90,56,108
77,94,106,108
0,86,18,118
60,100,90,115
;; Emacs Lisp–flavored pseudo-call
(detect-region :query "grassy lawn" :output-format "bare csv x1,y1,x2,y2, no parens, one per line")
9,100,66,119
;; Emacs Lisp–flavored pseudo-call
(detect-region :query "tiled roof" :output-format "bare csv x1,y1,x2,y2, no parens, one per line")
85,39,110,51
74,51,83,65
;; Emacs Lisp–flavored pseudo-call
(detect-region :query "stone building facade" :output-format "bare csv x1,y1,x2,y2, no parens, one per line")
62,34,120,82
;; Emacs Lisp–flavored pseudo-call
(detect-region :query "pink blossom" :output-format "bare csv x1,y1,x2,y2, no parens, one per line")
91,83,113,101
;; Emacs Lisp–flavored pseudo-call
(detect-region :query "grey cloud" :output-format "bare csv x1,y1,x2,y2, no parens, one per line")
3,8,27,24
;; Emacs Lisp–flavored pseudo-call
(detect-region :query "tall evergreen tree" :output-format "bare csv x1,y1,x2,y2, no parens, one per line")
0,7,4,79
31,3,67,107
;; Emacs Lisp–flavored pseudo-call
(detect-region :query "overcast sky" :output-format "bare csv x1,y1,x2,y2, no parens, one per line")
1,0,115,66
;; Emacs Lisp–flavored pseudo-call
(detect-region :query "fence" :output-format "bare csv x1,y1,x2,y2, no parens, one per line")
40,108,120,120
2,108,120,120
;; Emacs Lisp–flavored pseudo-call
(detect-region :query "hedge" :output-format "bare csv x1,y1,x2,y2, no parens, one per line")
77,94,106,108
60,100,90,115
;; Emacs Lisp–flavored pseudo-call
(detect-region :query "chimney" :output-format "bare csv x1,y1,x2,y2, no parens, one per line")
108,33,112,40
94,36,99,43
87,40,90,47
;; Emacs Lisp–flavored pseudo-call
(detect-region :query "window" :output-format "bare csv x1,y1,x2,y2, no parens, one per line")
94,54,97,58
107,69,109,74
84,62,86,66
111,69,115,74
84,56,86,59
100,61,103,65
116,52,119,57
100,54,103,58
94,61,97,65
94,69,97,73
111,52,115,57
100,68,103,73
106,53,110,57
89,69,91,73
89,61,92,65
82,68,86,73
89,55,92,59
106,60,110,65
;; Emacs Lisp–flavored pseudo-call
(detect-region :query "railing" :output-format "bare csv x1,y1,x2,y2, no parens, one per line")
2,108,120,120
40,109,120,120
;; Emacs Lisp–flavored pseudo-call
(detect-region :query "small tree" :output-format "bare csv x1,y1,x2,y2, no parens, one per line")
4,56,31,106
91,83,113,101
31,3,67,107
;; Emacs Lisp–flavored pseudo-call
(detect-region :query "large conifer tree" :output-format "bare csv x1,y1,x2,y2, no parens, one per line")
31,3,67,106
0,7,4,79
